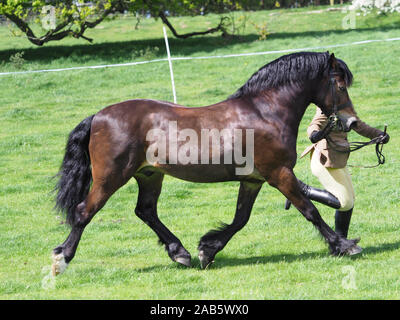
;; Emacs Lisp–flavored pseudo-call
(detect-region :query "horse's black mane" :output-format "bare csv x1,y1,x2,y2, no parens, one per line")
229,51,353,99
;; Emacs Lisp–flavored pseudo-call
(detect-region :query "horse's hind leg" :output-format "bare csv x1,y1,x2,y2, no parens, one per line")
198,181,262,269
134,172,191,267
271,166,361,256
52,173,129,276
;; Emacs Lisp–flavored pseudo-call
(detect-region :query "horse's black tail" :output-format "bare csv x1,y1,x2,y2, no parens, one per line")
55,114,95,226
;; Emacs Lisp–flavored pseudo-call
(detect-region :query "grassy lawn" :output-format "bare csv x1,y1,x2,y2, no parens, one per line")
0,6,400,299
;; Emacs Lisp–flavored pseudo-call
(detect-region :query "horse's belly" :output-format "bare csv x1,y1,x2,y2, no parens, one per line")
138,163,239,183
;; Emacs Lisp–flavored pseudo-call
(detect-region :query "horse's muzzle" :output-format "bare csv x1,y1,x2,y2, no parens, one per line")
339,115,358,132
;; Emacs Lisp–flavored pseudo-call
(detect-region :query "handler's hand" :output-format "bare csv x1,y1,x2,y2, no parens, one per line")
379,133,390,144
309,120,336,143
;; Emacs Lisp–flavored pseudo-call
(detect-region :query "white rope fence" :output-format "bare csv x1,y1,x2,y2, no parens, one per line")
1,36,399,77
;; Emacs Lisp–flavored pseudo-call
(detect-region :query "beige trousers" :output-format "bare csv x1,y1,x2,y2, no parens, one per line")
310,150,355,211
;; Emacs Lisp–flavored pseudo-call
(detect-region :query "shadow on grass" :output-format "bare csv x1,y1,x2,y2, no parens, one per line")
131,239,400,272
211,239,400,268
133,261,197,273
210,250,328,269
267,23,400,42
132,250,327,273
348,240,400,260
1,22,399,65
0,34,259,64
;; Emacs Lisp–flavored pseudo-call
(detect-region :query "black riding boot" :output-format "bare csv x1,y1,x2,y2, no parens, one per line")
285,180,341,210
335,208,353,238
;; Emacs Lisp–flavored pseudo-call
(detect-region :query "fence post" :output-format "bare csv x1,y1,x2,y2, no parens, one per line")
163,26,177,104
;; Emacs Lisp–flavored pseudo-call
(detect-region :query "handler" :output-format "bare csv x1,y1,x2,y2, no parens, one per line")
286,107,389,238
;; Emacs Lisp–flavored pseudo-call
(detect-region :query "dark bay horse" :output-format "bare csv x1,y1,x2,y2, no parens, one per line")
52,51,361,275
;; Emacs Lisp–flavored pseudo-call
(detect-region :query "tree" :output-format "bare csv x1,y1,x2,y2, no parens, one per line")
0,0,240,46
0,1,127,46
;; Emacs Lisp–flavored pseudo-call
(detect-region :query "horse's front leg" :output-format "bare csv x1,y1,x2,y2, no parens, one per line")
270,166,361,256
134,172,191,267
198,181,263,269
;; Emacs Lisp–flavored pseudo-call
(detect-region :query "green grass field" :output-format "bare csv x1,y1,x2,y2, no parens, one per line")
0,6,400,299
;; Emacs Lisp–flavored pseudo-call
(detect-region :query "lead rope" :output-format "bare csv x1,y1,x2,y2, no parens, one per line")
325,124,387,168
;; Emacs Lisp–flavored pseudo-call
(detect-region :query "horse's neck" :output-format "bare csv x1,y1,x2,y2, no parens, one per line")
255,85,312,130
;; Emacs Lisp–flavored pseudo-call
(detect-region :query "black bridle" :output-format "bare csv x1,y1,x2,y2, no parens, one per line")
326,71,353,131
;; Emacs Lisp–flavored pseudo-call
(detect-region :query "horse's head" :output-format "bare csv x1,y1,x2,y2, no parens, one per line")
315,53,358,132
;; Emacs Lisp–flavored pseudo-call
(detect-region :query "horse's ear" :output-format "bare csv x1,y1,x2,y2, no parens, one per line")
329,53,337,69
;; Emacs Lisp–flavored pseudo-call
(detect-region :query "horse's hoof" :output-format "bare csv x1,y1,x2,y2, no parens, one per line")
51,252,68,276
345,244,363,256
198,250,214,269
175,256,191,267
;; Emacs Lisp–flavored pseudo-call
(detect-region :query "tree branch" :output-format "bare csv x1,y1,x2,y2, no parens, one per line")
4,5,115,46
158,12,228,39
3,12,43,46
